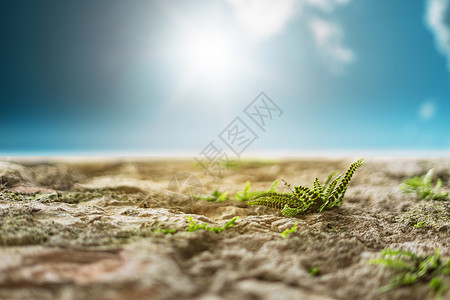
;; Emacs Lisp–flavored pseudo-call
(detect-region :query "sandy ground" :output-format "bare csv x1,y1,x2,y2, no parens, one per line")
0,157,449,300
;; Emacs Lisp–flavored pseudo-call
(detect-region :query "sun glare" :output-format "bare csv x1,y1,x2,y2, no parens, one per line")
173,24,249,91
185,30,235,77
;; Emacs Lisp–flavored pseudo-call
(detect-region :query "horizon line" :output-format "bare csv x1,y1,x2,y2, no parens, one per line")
0,148,448,159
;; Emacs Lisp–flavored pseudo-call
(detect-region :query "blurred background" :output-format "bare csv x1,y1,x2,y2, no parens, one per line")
0,0,449,156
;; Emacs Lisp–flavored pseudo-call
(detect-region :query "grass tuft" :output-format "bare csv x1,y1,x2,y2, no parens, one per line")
235,180,279,202
399,169,448,201
193,189,229,202
369,248,450,298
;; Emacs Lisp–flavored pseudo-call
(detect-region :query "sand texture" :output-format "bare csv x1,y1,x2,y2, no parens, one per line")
0,157,449,300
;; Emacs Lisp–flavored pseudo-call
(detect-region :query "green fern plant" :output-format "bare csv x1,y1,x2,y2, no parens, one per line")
399,169,448,201
186,216,238,233
369,248,450,298
247,158,364,217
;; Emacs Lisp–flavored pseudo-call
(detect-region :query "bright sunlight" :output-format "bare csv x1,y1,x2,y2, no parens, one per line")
171,22,250,92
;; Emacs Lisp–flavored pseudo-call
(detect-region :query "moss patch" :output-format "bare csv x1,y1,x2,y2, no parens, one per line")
0,204,174,247
0,189,146,204
0,207,67,246
396,201,450,231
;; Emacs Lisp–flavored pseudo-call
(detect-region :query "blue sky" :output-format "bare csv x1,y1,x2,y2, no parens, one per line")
1,0,450,156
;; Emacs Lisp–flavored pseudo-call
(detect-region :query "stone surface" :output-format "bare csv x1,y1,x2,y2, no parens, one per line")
0,157,449,300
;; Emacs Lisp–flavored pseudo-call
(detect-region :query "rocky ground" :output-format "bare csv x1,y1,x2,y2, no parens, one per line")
0,157,449,300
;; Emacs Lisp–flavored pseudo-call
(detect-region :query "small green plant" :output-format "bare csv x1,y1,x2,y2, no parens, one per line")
281,221,298,238
414,221,426,228
247,158,364,216
369,248,450,298
235,180,279,202
399,169,448,201
186,216,239,233
153,228,177,234
193,189,229,202
307,267,320,277
429,277,446,298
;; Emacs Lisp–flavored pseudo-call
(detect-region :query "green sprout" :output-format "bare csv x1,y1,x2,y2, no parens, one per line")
153,228,177,234
247,158,364,217
414,221,426,228
399,169,448,201
186,216,239,233
369,248,450,298
193,189,229,202
235,180,279,202
307,267,320,277
281,221,298,238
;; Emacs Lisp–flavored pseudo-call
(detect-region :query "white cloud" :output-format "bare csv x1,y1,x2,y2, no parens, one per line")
224,0,354,71
225,0,298,41
308,17,355,69
426,0,450,72
418,101,436,121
